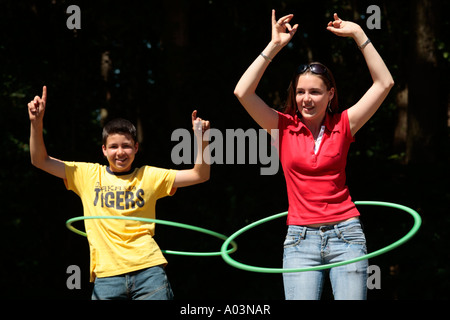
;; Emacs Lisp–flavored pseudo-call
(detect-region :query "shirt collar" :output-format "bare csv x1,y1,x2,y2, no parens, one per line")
288,112,336,133
106,166,135,176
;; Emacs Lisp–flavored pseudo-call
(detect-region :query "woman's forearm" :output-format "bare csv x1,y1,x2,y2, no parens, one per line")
234,10,297,133
234,41,281,99
353,28,394,89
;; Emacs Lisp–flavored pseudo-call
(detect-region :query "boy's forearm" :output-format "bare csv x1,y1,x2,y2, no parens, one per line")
193,137,210,181
27,86,66,179
29,122,67,179
29,122,49,167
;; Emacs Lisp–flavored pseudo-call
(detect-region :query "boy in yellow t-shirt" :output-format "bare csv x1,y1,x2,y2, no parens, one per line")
28,86,210,300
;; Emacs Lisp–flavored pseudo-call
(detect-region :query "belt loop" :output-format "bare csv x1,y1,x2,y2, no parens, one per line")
334,224,342,238
301,226,307,239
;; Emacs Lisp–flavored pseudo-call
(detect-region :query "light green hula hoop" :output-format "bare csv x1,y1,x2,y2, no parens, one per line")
66,216,238,257
220,201,421,273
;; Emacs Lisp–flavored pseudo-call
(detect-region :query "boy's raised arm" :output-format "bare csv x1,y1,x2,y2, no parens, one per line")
28,86,66,179
172,110,210,189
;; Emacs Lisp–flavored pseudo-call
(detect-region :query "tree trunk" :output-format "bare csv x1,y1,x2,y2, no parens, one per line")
393,85,408,156
100,51,112,127
406,0,447,165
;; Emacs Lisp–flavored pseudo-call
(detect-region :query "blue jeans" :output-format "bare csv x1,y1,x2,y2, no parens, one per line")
282,219,368,300
91,265,174,300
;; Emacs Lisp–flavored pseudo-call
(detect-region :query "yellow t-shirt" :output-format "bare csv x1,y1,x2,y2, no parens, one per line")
64,162,177,282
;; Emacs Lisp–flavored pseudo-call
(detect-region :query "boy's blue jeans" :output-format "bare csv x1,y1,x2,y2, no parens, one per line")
282,219,368,300
91,265,174,300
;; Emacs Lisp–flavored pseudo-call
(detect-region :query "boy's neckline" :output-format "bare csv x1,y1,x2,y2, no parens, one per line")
106,166,135,176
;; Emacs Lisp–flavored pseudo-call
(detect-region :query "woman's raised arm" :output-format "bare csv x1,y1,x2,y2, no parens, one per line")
234,10,298,134
327,13,394,136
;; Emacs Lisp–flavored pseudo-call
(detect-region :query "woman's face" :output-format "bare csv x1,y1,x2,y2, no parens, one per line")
295,73,334,122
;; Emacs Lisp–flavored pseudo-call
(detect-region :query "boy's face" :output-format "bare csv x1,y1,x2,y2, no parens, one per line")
102,133,138,173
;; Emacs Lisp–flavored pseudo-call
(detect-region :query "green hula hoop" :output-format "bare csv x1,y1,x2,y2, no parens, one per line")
220,201,422,273
66,216,238,257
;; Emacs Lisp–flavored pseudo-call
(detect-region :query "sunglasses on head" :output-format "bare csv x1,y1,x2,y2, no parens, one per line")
296,63,331,82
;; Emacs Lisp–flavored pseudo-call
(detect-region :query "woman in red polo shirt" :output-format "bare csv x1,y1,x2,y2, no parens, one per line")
234,10,394,299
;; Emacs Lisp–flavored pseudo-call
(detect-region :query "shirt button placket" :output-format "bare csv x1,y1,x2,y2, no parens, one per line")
311,153,317,167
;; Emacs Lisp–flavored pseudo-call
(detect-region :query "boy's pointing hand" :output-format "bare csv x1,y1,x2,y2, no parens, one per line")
192,110,210,135
28,86,47,122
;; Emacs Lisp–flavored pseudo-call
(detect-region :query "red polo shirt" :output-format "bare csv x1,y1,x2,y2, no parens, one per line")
277,109,360,225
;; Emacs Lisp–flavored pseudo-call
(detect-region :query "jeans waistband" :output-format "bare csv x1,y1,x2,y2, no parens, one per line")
288,218,361,235
307,218,360,231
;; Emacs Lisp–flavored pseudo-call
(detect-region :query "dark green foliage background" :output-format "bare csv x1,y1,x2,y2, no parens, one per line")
1,0,448,300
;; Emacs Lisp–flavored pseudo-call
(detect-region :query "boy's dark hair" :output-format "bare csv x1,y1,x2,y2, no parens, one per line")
102,118,137,145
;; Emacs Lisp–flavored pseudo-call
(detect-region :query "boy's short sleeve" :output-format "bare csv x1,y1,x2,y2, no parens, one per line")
144,166,178,199
64,161,91,195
